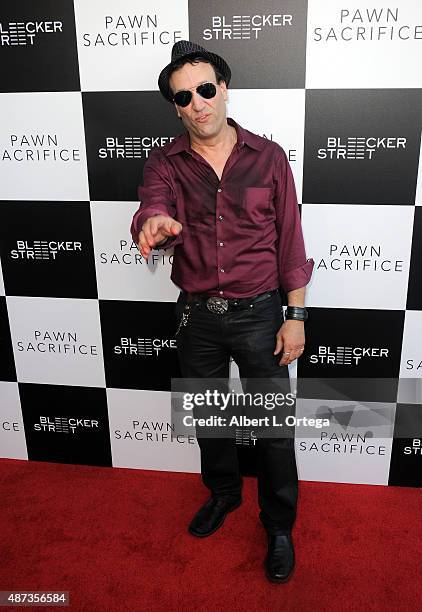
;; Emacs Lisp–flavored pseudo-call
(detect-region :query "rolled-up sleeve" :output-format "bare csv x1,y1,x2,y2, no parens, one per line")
130,149,183,250
274,149,314,292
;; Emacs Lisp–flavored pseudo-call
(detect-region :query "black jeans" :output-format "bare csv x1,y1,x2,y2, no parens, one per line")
174,290,298,534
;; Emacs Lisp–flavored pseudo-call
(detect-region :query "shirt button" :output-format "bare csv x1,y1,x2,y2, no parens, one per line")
220,268,225,273
218,215,224,220
219,242,224,247
219,291,224,295
217,188,222,193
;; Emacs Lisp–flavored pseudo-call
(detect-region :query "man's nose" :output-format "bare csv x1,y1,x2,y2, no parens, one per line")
191,90,205,111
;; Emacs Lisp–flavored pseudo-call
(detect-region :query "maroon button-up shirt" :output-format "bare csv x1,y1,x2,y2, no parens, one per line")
130,117,314,298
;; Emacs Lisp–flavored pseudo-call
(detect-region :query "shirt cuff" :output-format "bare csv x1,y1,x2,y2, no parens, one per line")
280,258,315,293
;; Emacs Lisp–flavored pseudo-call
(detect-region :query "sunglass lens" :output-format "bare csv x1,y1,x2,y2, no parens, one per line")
174,91,192,107
198,82,217,99
174,83,216,107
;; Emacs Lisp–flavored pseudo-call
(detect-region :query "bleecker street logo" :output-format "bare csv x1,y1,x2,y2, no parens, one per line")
317,136,406,160
10,240,82,261
0,20,63,46
114,337,177,356
98,136,175,159
310,346,389,365
403,439,422,455
34,416,99,435
235,428,257,446
203,14,293,40
312,7,422,42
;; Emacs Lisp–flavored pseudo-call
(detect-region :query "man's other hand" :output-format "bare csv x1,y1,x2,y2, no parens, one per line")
274,320,305,366
137,214,182,259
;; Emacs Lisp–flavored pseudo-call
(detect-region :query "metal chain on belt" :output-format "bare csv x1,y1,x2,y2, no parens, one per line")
174,304,191,337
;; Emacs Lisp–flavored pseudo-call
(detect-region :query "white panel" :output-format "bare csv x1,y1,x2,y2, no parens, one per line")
301,203,414,309
306,0,422,88
74,0,189,91
295,398,395,485
0,382,28,460
0,92,89,200
108,388,200,472
227,89,306,200
6,296,105,387
397,310,422,403
91,201,179,301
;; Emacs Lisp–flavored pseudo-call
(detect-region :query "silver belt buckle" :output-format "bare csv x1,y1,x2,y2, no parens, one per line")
206,296,229,314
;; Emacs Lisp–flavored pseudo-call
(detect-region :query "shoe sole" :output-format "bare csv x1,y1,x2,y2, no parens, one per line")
188,500,242,538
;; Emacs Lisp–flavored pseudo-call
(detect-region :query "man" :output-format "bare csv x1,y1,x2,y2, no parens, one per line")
130,40,314,583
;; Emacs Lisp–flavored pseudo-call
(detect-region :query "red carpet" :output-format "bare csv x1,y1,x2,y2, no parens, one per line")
0,458,420,612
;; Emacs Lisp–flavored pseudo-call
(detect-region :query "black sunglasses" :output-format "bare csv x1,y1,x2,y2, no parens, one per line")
173,82,217,107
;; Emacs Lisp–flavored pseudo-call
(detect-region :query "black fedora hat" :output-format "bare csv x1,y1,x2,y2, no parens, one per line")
158,39,232,104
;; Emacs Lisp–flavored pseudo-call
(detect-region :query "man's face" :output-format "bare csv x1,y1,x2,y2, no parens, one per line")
169,61,228,140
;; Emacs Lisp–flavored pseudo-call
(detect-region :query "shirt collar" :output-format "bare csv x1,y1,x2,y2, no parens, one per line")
165,116,265,157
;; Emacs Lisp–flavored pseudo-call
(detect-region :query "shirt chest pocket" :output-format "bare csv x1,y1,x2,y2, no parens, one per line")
242,186,274,225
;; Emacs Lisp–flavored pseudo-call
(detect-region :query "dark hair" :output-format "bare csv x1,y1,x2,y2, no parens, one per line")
168,54,226,94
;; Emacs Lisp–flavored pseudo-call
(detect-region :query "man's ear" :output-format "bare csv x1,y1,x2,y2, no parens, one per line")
174,102,181,119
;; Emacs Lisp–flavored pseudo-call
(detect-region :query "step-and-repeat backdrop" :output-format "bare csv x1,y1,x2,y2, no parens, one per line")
1,1,421,487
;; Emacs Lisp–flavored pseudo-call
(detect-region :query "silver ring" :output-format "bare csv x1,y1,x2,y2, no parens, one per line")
284,351,291,355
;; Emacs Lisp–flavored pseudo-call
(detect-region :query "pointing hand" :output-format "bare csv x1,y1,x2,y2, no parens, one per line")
138,214,182,259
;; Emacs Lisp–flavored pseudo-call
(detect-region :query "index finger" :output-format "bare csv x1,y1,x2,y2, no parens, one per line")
138,230,151,258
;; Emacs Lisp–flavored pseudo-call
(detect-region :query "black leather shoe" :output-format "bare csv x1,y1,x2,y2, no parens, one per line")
188,497,241,537
264,533,295,583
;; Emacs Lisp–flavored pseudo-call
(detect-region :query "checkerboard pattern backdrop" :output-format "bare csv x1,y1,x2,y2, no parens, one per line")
1,0,421,487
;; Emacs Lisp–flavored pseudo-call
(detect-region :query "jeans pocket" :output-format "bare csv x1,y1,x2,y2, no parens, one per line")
250,293,284,330
255,292,282,311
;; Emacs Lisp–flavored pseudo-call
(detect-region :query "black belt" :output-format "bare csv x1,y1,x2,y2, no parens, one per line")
184,289,279,314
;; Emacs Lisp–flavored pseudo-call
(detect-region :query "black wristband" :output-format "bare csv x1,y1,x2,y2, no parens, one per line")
285,306,308,321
